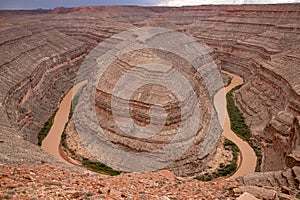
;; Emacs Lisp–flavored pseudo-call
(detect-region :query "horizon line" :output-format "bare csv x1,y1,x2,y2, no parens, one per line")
0,2,299,10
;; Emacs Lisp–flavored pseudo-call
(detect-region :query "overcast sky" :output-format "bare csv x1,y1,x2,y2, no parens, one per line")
0,0,299,9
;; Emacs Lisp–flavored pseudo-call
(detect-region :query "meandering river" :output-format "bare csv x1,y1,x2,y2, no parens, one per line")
214,71,257,178
41,82,86,165
41,71,256,177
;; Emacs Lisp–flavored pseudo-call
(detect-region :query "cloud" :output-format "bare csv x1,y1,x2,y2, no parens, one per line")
158,0,300,6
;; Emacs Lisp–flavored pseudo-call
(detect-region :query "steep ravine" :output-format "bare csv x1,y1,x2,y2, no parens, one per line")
214,71,257,177
1,3,299,177
41,82,86,165
41,70,256,179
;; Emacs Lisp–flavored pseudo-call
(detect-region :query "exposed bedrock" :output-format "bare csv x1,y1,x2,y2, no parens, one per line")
0,18,132,151
0,22,89,164
73,43,223,176
163,5,300,171
0,4,299,172
233,47,300,171
41,17,135,49
236,166,300,199
2,23,89,144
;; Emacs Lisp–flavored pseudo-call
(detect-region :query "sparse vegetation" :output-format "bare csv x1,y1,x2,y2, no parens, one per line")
38,109,57,146
226,85,262,172
60,85,121,176
226,85,250,140
60,86,83,156
226,76,233,87
82,158,121,176
61,129,75,156
69,86,81,119
38,84,81,146
195,139,239,181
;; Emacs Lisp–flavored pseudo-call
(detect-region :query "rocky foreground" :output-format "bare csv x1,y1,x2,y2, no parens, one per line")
0,164,238,199
0,4,299,171
0,3,300,200
2,163,300,199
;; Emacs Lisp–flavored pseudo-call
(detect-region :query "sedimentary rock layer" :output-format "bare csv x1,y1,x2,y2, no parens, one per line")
0,4,299,173
236,166,300,199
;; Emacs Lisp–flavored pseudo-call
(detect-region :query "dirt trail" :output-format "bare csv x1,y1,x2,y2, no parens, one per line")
41,82,86,165
214,71,257,178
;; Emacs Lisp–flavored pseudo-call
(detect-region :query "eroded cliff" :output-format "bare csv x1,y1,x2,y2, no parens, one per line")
0,3,299,191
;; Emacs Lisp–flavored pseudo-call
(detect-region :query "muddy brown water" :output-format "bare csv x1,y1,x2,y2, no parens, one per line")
214,71,257,178
41,82,86,165
42,71,256,177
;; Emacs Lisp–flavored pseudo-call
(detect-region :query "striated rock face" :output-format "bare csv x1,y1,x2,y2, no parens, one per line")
0,4,299,175
163,4,300,171
2,22,87,144
71,28,224,176
286,116,300,168
0,21,87,165
0,15,134,165
88,48,216,175
236,166,300,199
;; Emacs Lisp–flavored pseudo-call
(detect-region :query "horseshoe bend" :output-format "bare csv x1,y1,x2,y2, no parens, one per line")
1,4,300,199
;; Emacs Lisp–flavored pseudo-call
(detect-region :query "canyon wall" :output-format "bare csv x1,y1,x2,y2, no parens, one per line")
0,4,299,172
151,4,300,171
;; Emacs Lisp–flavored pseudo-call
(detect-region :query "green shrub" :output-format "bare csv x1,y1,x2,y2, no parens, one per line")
38,109,57,146
226,85,262,172
226,76,233,87
68,87,82,119
82,158,121,176
60,86,85,155
226,85,251,140
60,129,76,156
60,85,121,176
224,139,240,153
195,139,239,181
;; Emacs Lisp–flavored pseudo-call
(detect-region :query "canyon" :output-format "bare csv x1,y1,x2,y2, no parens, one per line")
0,4,300,199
